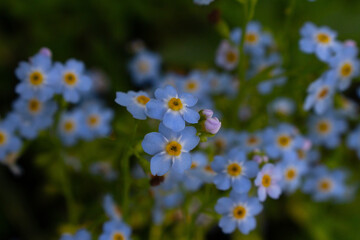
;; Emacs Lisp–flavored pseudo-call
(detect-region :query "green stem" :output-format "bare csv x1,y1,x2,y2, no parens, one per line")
58,152,78,224
121,121,139,218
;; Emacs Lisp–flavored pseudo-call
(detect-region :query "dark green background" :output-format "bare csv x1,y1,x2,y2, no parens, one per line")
1,0,360,239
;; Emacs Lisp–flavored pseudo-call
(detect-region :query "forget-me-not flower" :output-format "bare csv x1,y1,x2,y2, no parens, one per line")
215,191,263,234
146,85,200,132
142,123,200,176
211,148,258,193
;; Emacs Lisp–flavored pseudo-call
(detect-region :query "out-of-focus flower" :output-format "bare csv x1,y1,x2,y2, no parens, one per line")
15,53,56,101
51,59,92,103
99,220,131,240
299,22,340,61
211,148,258,193
303,166,347,202
128,50,161,86
194,0,214,5
215,40,239,71
255,163,282,201
58,110,85,146
90,161,118,181
60,229,91,240
103,194,122,221
0,116,22,160
81,103,113,140
307,112,347,149
215,191,263,234
304,73,336,115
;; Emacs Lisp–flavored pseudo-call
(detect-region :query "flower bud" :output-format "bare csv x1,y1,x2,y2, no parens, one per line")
204,117,221,134
202,109,214,118
39,47,52,57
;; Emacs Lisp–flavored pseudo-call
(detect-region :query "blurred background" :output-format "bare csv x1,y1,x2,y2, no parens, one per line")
1,0,360,239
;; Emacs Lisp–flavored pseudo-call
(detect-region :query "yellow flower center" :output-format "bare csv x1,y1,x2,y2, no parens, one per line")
87,115,100,127
204,165,215,173
138,60,149,73
29,71,44,86
232,205,247,220
0,131,7,145
226,50,237,63
214,138,226,151
316,33,330,44
136,95,150,105
28,99,42,114
317,87,329,99
340,63,353,77
165,141,182,156
168,98,183,111
190,162,198,169
277,134,292,148
318,179,333,193
112,232,125,240
185,81,198,92
63,72,77,86
262,174,272,187
297,149,306,160
285,168,297,181
245,32,259,44
247,136,259,146
227,163,242,177
316,120,331,135
63,121,75,133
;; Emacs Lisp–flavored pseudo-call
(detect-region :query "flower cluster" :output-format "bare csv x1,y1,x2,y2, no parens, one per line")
0,48,114,174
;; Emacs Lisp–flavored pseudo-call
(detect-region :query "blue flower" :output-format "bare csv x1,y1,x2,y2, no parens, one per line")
347,125,360,158
238,131,264,153
215,191,263,234
269,97,296,116
60,229,91,240
205,70,236,96
303,72,336,115
103,194,121,221
194,0,214,5
81,102,113,140
51,59,92,103
90,161,117,181
263,124,302,160
146,85,200,132
307,112,347,149
254,163,282,201
12,97,57,139
179,70,210,99
142,123,200,176
15,53,56,101
299,22,340,61
231,22,273,57
58,110,85,146
128,50,161,86
182,152,208,191
215,40,239,71
115,91,151,120
303,165,347,202
99,220,131,240
328,44,360,90
0,115,22,160
211,148,259,193
206,128,240,154
278,158,307,193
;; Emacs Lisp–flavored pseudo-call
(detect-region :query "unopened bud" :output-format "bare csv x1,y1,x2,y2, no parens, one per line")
204,117,221,134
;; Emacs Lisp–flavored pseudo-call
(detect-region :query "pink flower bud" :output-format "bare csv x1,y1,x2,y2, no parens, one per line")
202,109,213,118
253,155,262,164
204,117,221,134
302,139,312,151
344,40,357,48
39,47,52,57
